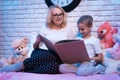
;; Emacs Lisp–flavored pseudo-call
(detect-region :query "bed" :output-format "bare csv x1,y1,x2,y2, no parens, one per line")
1,49,120,80
0,72,119,80
0,29,120,80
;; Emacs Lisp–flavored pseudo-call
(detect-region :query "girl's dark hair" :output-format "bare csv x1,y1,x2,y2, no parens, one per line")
77,15,93,27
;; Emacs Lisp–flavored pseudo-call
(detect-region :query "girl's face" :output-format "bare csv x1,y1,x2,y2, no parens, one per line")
78,23,92,38
51,8,64,27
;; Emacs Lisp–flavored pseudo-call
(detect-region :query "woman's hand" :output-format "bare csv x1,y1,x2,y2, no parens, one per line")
33,34,42,49
36,34,42,43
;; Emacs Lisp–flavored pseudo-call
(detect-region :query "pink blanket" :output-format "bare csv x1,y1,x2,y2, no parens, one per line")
0,72,119,80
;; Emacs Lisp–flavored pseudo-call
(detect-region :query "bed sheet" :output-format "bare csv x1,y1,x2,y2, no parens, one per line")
0,72,119,80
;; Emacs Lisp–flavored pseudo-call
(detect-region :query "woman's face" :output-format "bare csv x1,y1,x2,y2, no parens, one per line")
51,8,64,27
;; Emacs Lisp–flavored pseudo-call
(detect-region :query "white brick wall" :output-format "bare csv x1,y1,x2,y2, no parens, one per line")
0,0,120,54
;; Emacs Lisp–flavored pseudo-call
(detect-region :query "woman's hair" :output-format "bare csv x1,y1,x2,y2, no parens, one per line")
46,5,67,29
77,15,93,27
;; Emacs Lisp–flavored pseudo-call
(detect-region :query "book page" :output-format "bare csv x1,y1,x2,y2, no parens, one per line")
56,39,80,44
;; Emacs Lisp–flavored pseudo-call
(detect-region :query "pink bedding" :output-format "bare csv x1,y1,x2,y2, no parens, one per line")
0,72,119,80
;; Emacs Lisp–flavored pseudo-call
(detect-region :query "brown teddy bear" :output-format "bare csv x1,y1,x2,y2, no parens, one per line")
11,37,29,63
0,37,29,67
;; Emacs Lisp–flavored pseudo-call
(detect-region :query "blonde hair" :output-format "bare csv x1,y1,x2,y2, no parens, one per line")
46,5,67,29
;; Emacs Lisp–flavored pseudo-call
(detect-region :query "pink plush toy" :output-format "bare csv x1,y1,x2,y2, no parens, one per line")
106,27,120,60
97,22,117,49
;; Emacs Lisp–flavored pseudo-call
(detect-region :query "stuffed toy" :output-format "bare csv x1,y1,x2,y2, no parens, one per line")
97,22,117,49
11,37,29,63
106,27,120,60
0,37,29,67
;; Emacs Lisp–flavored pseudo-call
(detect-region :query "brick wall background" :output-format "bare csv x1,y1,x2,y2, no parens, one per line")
0,0,120,54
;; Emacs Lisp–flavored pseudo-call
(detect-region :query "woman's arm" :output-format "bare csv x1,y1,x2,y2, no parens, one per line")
33,34,42,49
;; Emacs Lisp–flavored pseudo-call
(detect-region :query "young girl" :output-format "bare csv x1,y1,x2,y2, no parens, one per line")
59,15,105,76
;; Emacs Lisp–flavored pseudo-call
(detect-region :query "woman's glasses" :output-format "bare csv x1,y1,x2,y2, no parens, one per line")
53,13,64,17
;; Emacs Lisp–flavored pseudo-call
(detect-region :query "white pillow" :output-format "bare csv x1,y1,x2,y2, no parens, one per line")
102,49,120,73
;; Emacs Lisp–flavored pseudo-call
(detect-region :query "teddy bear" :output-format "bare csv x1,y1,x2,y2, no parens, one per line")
97,22,117,49
106,27,120,60
0,37,29,67
11,37,29,63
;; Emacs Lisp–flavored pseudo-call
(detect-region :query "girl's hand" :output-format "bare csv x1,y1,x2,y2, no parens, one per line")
90,57,95,60
90,53,103,63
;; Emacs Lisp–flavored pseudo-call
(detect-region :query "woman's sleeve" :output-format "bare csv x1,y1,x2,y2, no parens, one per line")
38,26,48,50
27,32,38,57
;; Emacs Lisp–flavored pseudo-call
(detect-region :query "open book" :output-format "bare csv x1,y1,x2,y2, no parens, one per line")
39,34,90,64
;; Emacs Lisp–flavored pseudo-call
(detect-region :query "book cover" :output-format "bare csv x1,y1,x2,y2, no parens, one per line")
40,34,90,63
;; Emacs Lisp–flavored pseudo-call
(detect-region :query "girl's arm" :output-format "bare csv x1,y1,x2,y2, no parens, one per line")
90,53,103,63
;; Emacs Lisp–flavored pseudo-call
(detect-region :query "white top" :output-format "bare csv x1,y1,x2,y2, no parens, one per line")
76,36,102,58
27,25,77,57
39,26,72,49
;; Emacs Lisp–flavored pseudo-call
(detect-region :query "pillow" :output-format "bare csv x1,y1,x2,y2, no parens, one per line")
102,49,120,73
